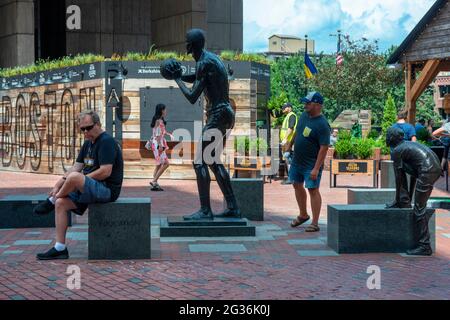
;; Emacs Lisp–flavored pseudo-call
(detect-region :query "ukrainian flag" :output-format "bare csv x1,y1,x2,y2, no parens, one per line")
304,53,318,79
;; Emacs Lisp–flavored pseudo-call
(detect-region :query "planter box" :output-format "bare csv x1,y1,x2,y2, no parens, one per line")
330,159,378,188
323,148,335,171
230,156,272,179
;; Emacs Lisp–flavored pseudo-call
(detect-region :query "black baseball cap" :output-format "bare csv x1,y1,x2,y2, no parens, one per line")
300,91,324,105
282,102,293,110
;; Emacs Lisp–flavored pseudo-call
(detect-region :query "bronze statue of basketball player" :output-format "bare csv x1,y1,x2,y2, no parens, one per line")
160,29,240,221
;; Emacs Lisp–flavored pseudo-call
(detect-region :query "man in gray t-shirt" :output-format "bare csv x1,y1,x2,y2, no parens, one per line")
289,92,330,233
432,119,450,165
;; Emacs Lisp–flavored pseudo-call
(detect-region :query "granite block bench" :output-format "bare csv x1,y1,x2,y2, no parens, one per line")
380,161,412,189
0,195,72,229
88,198,151,260
223,178,264,221
328,204,435,254
347,188,396,205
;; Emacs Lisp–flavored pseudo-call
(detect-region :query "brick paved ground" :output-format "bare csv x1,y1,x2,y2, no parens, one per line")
0,171,449,300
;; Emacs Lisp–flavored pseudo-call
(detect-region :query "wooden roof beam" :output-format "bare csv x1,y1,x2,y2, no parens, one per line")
411,59,441,102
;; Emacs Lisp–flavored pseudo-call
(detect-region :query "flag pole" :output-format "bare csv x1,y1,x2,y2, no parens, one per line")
304,34,308,96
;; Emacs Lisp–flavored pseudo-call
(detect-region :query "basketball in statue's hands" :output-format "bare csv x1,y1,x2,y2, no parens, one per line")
160,59,182,80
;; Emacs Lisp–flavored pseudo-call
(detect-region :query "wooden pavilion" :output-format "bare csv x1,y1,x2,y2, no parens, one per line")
387,0,450,123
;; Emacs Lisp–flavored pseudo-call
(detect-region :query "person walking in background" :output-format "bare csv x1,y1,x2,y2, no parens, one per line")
415,119,426,133
427,119,435,136
392,109,417,142
432,119,450,174
289,92,330,233
279,102,298,185
330,128,338,147
148,104,173,191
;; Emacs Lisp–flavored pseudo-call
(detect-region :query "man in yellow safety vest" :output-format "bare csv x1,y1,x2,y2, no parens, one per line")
280,103,298,184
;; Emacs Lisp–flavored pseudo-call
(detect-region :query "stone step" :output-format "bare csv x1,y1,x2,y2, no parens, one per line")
160,218,255,237
428,198,450,210
167,217,248,227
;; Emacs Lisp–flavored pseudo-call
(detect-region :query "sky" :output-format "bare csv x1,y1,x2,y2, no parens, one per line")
243,0,436,54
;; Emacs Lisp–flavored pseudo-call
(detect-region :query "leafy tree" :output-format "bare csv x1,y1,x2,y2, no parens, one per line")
378,93,398,155
311,36,403,123
267,92,289,127
381,93,398,138
268,36,442,127
270,54,307,106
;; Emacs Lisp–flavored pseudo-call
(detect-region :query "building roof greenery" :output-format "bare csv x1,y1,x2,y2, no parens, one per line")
0,49,270,78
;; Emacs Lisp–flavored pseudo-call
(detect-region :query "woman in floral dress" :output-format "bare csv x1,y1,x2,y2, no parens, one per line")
148,104,173,191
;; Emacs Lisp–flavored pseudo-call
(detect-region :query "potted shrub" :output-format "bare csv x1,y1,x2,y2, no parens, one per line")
330,130,379,188
233,136,269,169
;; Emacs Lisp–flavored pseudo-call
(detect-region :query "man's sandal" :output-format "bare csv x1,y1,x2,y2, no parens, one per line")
290,215,310,228
305,224,320,233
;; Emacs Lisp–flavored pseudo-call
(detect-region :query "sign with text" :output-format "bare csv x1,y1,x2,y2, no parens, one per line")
337,161,368,174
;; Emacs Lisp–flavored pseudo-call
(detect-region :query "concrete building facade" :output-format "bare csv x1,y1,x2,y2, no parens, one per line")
268,35,315,56
0,0,243,69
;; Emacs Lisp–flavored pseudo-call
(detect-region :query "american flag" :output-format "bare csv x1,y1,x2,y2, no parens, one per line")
336,54,344,66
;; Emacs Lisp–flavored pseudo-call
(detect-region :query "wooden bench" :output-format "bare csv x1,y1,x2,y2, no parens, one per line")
88,198,151,260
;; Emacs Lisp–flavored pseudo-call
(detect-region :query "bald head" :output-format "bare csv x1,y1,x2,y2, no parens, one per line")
186,29,206,58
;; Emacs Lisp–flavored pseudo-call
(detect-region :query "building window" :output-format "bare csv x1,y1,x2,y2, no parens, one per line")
272,41,277,45
439,85,450,98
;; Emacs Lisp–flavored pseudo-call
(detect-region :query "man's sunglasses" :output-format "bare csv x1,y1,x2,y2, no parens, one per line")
80,124,95,132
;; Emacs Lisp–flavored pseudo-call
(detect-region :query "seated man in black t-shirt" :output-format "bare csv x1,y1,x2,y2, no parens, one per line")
33,110,124,260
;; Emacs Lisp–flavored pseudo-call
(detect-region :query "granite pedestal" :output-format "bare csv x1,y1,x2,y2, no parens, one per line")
328,204,436,254
428,198,450,210
347,188,396,205
380,161,395,188
88,198,151,260
223,178,264,221
0,194,72,229
160,217,255,237
380,161,411,188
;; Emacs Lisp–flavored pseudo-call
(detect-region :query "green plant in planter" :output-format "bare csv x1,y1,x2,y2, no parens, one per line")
367,129,381,140
234,136,268,156
0,50,268,78
355,138,375,159
374,137,390,156
334,130,354,159
220,51,270,65
335,138,353,159
234,136,248,156
250,137,268,156
338,129,352,141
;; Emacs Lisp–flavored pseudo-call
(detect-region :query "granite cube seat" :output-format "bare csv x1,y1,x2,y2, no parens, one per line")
0,194,72,229
223,178,264,221
347,188,395,205
88,198,151,260
328,204,435,254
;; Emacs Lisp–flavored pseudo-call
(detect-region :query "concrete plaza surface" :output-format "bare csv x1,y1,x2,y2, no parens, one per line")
0,171,449,300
